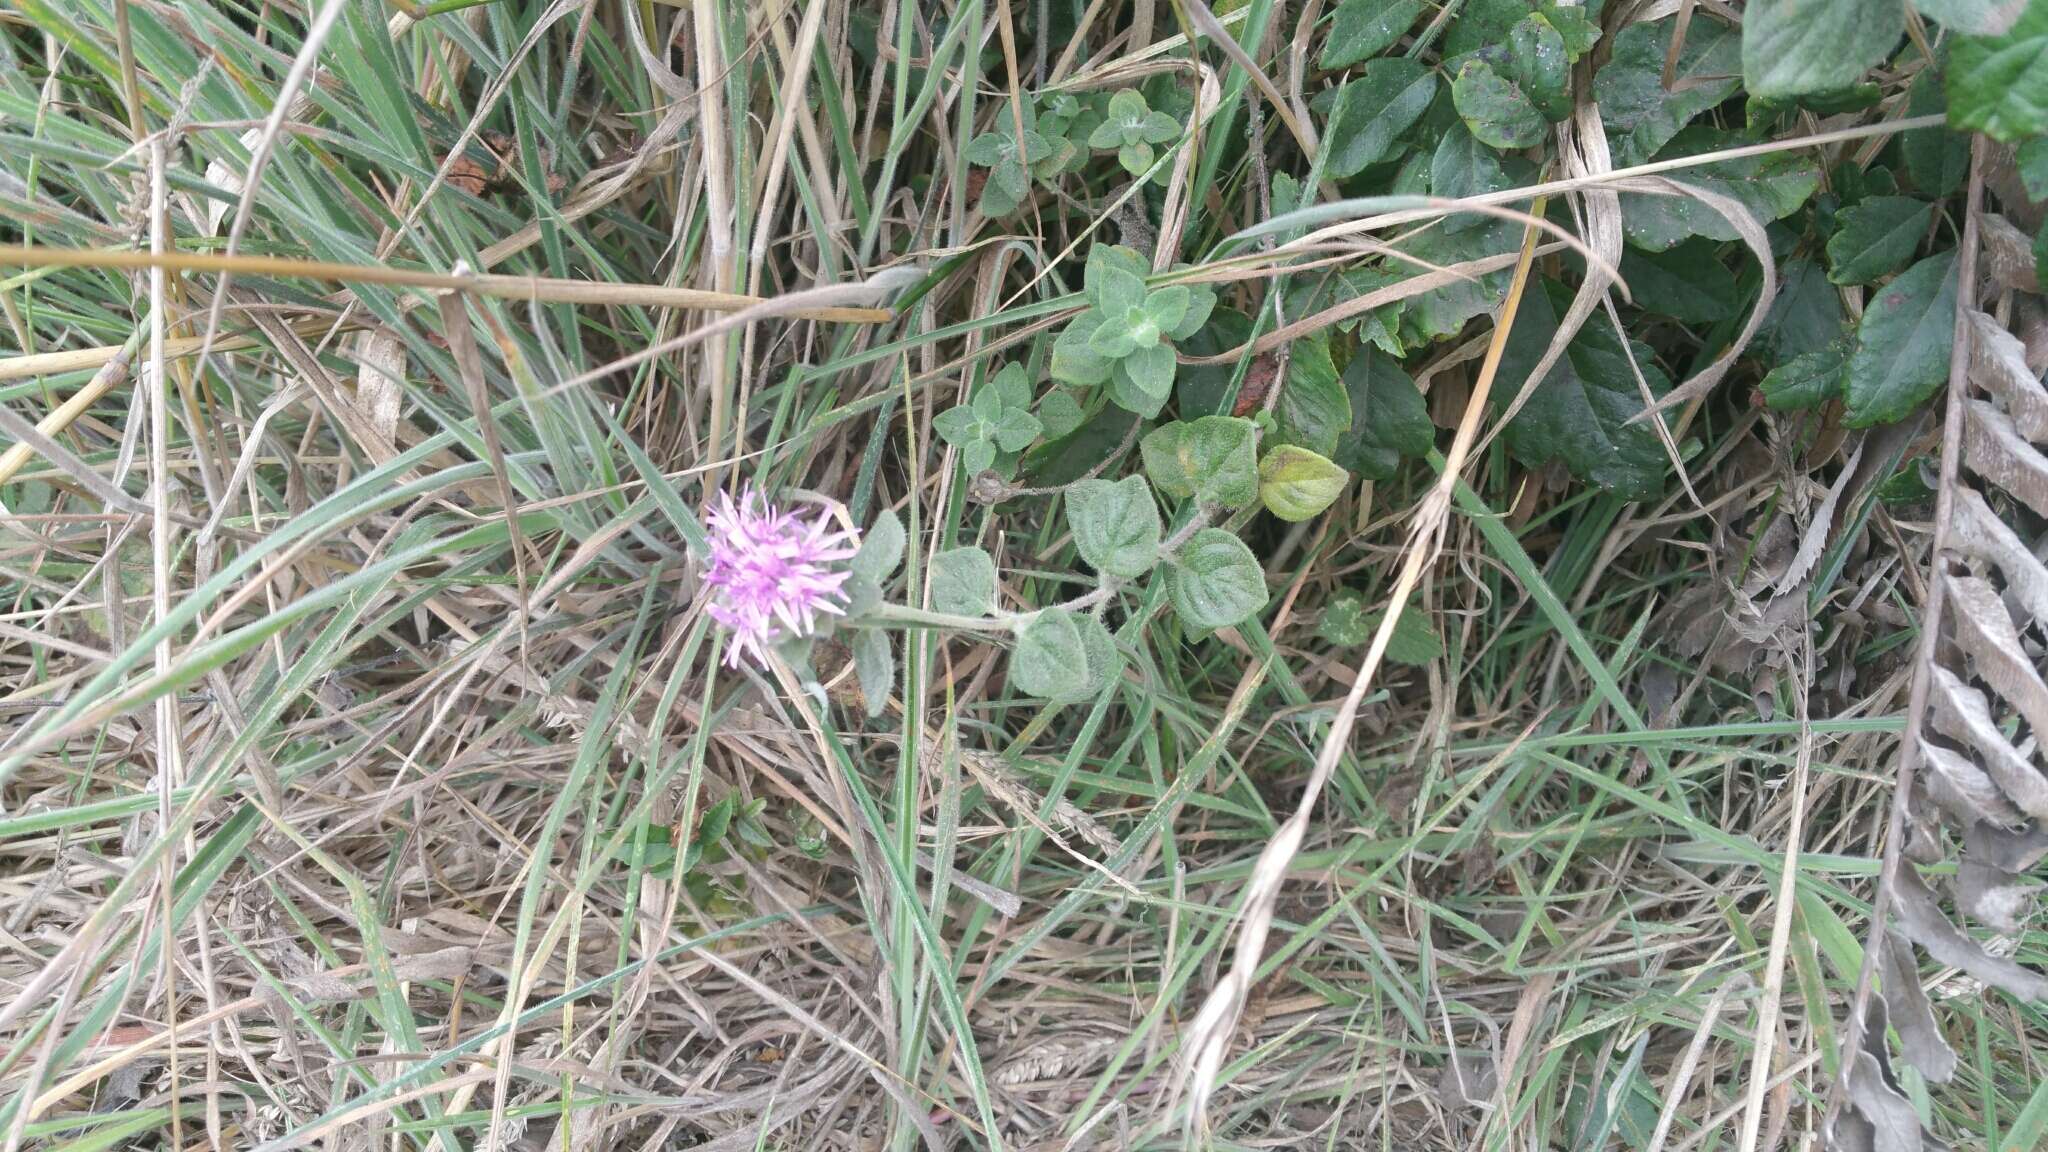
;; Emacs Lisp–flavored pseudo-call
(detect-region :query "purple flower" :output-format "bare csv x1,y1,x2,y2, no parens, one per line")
703,488,859,668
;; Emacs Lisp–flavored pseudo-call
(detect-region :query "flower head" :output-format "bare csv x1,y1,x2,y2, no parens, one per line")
703,488,859,668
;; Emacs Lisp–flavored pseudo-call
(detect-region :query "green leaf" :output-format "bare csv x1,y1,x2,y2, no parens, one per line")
1452,60,1546,149
1118,141,1155,176
1258,445,1350,521
1742,0,1903,98
2037,221,2048,293
970,382,1004,423
1595,18,1743,166
993,407,1043,452
1274,337,1350,458
1167,528,1269,630
1139,110,1182,144
1089,316,1141,359
1366,607,1444,664
1096,265,1147,317
1145,285,1191,334
1844,249,1959,427
1759,342,1852,411
1826,195,1933,285
1948,2,2048,140
1761,256,1848,360
1066,475,1162,578
1498,279,1672,500
1051,312,1114,386
1904,65,1970,197
1140,416,1260,507
1334,346,1433,480
853,509,905,583
930,546,998,616
933,404,985,448
1110,344,1177,417
1038,390,1085,439
1911,0,2028,33
1084,245,1148,302
1620,151,1821,251
852,627,893,717
1167,280,1218,340
1317,588,1373,646
1431,124,1515,234
1397,218,1522,343
1321,0,1427,68
992,362,1033,411
1059,612,1123,701
1012,608,1089,699
1323,58,1438,177
1618,241,1739,324
1507,14,1571,122
964,440,997,475
2019,137,2048,202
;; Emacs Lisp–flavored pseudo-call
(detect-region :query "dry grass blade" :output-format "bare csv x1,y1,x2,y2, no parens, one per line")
1179,206,1546,1125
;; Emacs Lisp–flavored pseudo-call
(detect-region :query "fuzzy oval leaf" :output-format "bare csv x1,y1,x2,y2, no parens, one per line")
1168,528,1269,630
930,546,998,616
1139,416,1259,508
852,628,893,717
1051,312,1114,386
1826,195,1933,285
853,509,905,582
1741,0,1904,98
1844,249,1959,427
1258,445,1351,521
1049,612,1123,702
1012,609,1089,698
1066,475,1162,578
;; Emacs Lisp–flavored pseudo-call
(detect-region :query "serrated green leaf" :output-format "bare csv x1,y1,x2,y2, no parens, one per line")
1947,3,2048,141
1363,607,1444,664
971,383,1003,423
1321,0,1427,68
1167,528,1269,630
1498,279,1672,500
1742,0,1903,98
930,546,998,616
1398,217,1522,343
1145,285,1190,334
1096,265,1147,318
1760,342,1852,411
1085,245,1151,303
852,628,893,717
853,509,905,583
1826,195,1933,285
1334,346,1433,480
1507,14,1570,122
1322,58,1438,177
1012,608,1090,698
1067,475,1162,578
1911,0,2027,34
1273,336,1349,457
1431,124,1515,234
1452,60,1546,149
1620,151,1821,251
1258,445,1350,521
1595,18,1743,166
1761,256,1848,361
1844,249,1958,427
1904,65,1970,197
2018,137,2048,202
1618,241,1739,324
964,440,997,475
1118,141,1155,176
1058,612,1123,701
1140,416,1260,507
